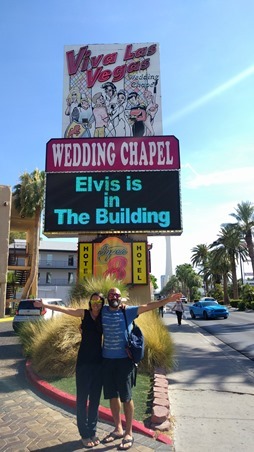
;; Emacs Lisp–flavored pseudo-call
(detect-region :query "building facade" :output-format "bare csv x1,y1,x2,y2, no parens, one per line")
8,240,78,303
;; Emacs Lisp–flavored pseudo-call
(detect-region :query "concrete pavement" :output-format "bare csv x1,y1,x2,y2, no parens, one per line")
164,313,254,452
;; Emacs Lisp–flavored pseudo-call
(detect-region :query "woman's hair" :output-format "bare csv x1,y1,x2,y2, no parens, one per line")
88,292,105,310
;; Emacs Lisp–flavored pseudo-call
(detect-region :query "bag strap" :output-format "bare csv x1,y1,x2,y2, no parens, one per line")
122,308,131,343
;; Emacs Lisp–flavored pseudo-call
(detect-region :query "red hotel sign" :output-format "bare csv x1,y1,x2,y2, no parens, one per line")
45,136,180,173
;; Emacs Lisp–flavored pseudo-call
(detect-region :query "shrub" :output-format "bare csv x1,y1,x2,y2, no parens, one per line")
241,284,254,303
230,300,240,308
238,301,246,311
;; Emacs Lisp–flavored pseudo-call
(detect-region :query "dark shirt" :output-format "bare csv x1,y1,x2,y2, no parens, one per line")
76,309,102,365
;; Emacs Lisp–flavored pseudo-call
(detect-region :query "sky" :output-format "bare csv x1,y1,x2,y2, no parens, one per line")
1,0,254,288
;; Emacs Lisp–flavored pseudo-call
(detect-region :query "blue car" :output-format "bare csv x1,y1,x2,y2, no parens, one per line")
189,298,229,320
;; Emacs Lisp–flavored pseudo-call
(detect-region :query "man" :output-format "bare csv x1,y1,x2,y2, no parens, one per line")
101,287,181,450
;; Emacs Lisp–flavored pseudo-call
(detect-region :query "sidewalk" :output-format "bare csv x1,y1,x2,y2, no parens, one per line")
164,314,254,452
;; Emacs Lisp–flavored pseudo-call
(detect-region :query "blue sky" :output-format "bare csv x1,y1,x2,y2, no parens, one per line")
1,0,253,286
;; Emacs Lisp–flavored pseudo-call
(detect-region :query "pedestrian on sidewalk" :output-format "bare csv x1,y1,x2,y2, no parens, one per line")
34,293,105,449
171,297,185,325
101,288,182,450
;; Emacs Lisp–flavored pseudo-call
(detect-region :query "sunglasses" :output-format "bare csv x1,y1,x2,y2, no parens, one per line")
90,299,103,304
108,293,121,299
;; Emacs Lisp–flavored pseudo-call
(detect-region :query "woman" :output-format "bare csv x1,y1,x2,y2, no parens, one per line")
34,293,104,448
171,298,185,325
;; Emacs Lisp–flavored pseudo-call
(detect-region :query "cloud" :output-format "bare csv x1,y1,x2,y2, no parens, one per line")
182,164,254,189
165,65,254,123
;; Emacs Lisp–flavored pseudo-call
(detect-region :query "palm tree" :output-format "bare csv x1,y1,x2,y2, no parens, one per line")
209,250,231,304
175,263,202,300
13,169,45,298
230,201,254,276
209,224,248,299
191,244,209,293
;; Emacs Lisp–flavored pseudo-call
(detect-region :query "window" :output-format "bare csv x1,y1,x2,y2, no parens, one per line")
46,272,52,284
68,272,74,284
68,255,74,266
46,254,53,266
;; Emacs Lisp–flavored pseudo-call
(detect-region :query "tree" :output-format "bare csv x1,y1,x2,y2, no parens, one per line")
209,224,248,299
230,201,254,276
13,169,45,298
209,250,231,303
150,274,158,290
160,275,180,296
175,263,202,301
191,244,209,293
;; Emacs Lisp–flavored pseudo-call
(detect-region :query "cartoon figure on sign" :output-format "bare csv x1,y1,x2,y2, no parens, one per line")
92,92,109,138
65,87,81,122
109,90,131,137
144,82,159,136
102,82,117,137
103,256,128,280
75,95,94,137
126,91,147,137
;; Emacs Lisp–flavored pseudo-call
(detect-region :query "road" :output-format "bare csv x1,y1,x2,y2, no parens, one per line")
165,303,254,360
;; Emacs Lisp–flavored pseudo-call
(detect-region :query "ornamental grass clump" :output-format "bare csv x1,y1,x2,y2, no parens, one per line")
134,310,174,372
18,303,84,378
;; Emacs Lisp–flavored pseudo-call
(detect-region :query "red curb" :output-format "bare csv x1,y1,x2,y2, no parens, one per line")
25,361,172,443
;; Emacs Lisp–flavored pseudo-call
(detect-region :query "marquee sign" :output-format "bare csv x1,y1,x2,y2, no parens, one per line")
44,170,182,236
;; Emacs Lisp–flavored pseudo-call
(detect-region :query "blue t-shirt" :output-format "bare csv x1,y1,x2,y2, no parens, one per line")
102,306,139,359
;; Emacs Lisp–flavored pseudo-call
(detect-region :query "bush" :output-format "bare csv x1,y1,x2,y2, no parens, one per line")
238,301,246,311
230,300,240,308
241,284,254,303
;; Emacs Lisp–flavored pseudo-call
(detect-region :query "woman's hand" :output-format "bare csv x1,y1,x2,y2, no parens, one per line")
34,299,43,308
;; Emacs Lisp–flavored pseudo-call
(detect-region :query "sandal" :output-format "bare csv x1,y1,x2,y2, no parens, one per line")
118,437,134,450
90,435,100,446
102,431,124,443
81,437,94,448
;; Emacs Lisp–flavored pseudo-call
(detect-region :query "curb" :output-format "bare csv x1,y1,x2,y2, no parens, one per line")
26,361,172,446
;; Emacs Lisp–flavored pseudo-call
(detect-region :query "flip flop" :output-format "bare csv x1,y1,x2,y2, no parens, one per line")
81,438,94,448
118,437,134,450
90,435,100,446
102,431,124,443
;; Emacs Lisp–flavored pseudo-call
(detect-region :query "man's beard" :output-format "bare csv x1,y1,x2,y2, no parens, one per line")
108,299,120,308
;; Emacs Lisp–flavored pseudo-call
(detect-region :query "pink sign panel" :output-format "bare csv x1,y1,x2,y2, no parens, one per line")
46,136,180,172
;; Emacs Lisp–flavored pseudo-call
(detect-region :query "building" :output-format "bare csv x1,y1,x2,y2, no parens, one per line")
8,240,78,303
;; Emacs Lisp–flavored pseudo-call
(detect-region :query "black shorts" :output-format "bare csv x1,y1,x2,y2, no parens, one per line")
103,358,135,403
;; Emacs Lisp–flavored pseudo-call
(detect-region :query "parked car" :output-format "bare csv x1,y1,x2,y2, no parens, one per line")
199,297,217,302
180,296,188,303
189,299,229,320
13,298,64,332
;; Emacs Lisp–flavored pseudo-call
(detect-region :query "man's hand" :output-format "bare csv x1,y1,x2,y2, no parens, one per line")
166,292,183,303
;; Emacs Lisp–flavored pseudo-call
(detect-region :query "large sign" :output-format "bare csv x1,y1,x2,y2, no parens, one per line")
44,170,181,235
78,237,148,284
62,43,162,139
46,136,180,172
